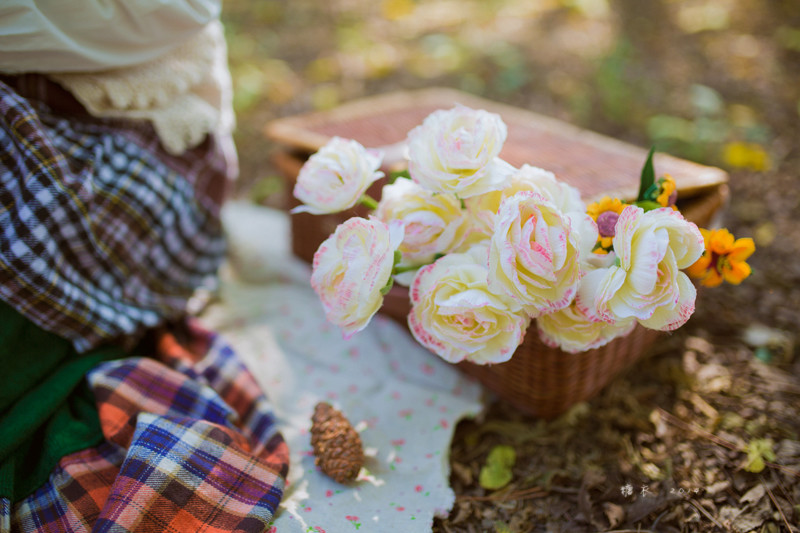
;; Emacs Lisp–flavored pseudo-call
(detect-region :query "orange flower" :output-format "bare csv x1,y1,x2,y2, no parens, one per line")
686,228,755,287
655,174,678,209
586,196,627,253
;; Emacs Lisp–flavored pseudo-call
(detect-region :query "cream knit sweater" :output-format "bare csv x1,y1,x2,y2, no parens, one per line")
1,0,234,159
49,21,236,158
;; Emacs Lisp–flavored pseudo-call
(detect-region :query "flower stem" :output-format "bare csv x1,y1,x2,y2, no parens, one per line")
380,276,395,295
360,194,379,210
393,264,419,274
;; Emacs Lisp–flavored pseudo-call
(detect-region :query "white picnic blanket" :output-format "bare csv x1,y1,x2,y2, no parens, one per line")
200,202,484,532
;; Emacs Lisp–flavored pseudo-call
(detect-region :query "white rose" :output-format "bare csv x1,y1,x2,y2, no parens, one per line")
466,164,586,233
292,137,383,214
487,191,594,317
537,303,636,354
408,246,530,365
375,178,469,265
311,217,404,338
576,206,705,331
407,105,513,198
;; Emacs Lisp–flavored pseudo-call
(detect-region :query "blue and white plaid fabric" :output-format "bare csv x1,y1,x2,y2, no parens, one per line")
0,77,229,352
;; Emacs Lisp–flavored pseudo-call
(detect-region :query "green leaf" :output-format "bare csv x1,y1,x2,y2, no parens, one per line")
479,464,513,491
636,147,656,202
690,84,724,116
647,114,695,142
754,346,773,363
388,169,410,184
494,521,513,533
744,438,776,473
633,200,662,212
479,445,516,490
487,444,516,467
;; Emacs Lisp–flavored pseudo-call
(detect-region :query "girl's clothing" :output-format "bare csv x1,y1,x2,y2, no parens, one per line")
0,6,290,530
0,75,228,353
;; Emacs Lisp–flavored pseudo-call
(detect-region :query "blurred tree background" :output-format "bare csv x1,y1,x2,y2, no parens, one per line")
221,1,800,531
224,0,797,177
222,0,800,338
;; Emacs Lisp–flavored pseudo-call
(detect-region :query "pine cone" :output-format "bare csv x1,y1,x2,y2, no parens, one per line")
310,402,364,483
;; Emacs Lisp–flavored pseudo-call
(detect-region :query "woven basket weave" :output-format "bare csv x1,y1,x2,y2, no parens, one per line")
266,88,729,419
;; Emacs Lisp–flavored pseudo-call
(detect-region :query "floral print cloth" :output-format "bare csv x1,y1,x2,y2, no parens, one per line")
201,202,484,532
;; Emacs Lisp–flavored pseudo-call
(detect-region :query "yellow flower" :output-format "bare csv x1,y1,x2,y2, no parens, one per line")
587,196,626,220
723,141,770,172
382,0,414,20
655,174,678,209
686,228,755,287
586,196,627,253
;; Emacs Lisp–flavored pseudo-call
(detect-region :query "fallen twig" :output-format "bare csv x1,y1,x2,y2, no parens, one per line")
456,486,546,502
649,508,670,531
547,485,580,494
688,499,725,529
761,475,794,533
772,468,798,509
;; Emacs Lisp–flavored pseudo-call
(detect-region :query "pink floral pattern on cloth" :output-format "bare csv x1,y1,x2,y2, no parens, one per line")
201,203,484,532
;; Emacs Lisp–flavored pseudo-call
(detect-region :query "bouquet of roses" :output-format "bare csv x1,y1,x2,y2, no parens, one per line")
292,105,754,365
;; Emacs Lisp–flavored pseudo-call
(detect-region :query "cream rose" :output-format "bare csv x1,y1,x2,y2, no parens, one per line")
407,105,513,198
536,303,636,354
408,246,530,365
292,137,383,214
311,216,404,338
576,206,705,331
487,191,595,317
466,164,586,233
375,177,469,265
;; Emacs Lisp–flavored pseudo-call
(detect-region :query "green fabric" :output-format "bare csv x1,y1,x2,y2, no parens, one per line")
0,300,126,502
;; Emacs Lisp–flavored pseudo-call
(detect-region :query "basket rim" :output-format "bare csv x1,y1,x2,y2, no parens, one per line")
264,87,729,202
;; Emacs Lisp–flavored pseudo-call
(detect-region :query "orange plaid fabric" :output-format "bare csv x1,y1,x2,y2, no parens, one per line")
4,323,289,532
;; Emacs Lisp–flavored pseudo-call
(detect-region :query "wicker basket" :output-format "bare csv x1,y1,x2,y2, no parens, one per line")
265,88,729,419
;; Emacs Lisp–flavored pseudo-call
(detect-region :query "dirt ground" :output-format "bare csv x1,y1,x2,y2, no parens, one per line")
221,1,800,531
